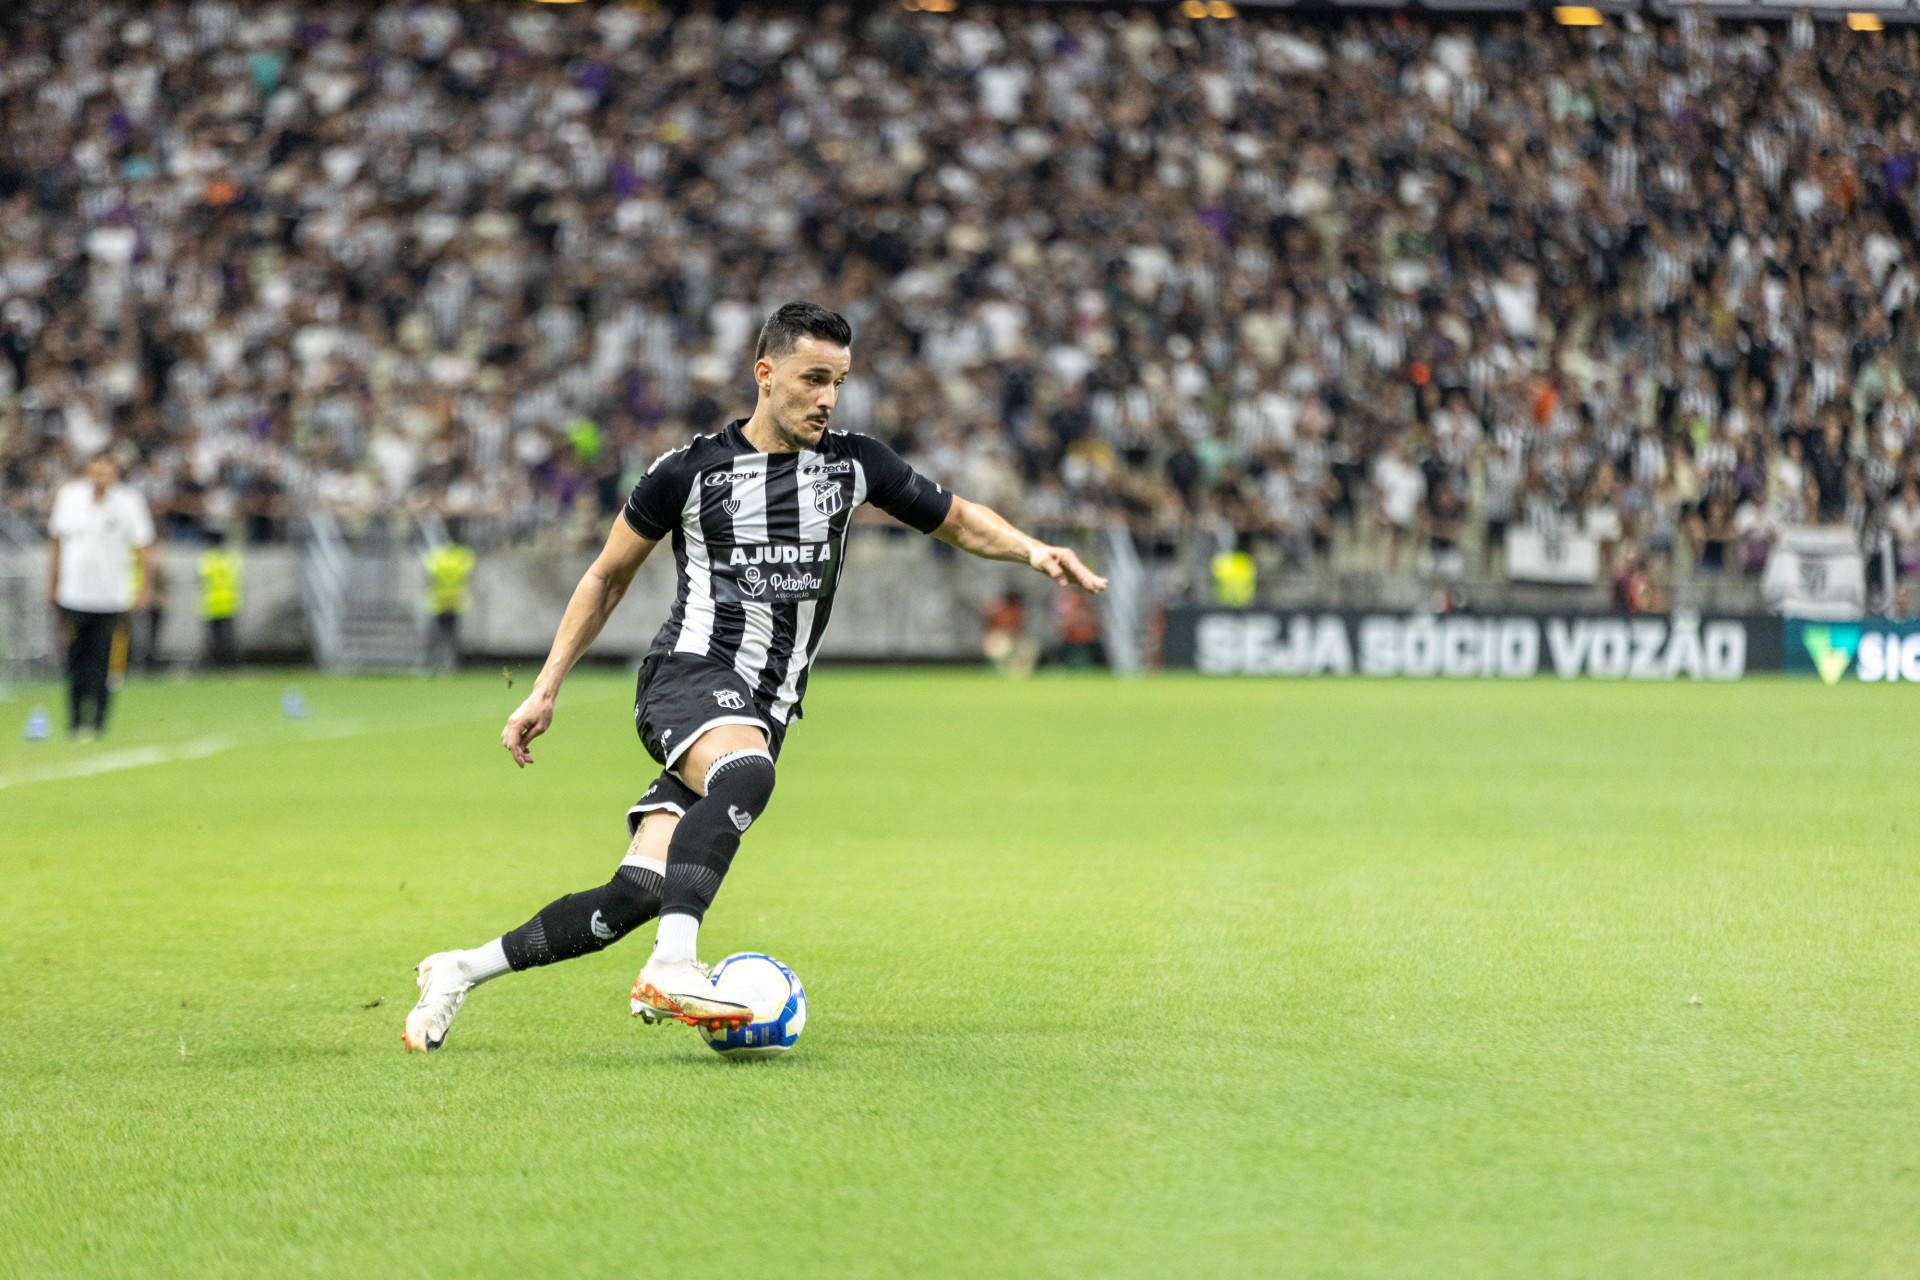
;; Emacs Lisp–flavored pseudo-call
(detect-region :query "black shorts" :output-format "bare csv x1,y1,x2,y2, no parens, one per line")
628,652,787,834
627,770,701,838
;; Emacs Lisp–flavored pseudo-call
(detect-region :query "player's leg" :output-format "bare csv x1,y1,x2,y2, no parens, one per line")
632,722,778,1027
401,776,693,1053
495,820,671,971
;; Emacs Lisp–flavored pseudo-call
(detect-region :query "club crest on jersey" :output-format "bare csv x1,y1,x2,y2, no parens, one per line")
712,688,746,710
811,480,844,517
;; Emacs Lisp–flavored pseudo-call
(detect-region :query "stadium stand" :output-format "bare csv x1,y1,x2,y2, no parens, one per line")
1,2,1918,606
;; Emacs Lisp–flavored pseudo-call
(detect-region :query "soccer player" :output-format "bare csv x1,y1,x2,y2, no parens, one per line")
404,303,1106,1051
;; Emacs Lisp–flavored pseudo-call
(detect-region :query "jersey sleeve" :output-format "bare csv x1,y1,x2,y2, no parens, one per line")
847,435,953,534
621,448,694,540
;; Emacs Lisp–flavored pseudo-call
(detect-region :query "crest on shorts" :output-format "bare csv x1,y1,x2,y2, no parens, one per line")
712,688,746,710
811,480,843,518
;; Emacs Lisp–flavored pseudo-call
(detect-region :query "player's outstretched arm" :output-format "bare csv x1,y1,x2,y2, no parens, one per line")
933,496,1107,593
502,517,658,766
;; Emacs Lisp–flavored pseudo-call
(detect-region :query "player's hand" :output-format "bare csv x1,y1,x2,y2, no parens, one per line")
1029,543,1108,593
502,692,555,767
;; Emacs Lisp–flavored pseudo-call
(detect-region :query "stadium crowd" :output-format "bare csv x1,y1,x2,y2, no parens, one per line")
3,1,1920,596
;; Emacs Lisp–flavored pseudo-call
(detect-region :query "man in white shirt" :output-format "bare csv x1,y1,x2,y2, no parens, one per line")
46,452,155,739
1371,437,1427,573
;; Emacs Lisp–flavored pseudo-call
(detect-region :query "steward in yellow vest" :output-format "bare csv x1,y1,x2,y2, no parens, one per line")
426,543,475,616
198,543,242,666
1210,549,1256,607
424,542,476,672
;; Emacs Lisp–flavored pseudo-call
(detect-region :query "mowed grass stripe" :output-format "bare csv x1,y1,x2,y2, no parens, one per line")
2,672,1916,1277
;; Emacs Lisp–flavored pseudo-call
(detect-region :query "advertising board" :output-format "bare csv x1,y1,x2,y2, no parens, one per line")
1165,608,1783,678
1783,618,1920,684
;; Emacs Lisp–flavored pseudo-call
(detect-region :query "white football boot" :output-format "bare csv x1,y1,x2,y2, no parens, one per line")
402,952,473,1052
631,955,753,1030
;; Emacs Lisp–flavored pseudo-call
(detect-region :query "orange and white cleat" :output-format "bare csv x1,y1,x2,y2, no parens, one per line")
631,955,753,1030
402,952,473,1052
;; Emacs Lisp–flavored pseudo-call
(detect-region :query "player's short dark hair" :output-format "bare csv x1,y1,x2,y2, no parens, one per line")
755,301,852,362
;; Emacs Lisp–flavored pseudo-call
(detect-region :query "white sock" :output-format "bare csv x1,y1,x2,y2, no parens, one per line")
652,913,700,965
458,938,511,984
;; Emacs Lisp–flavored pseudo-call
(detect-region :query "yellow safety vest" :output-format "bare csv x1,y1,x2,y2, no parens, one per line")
566,417,603,465
198,549,241,620
1210,550,1256,608
425,544,476,615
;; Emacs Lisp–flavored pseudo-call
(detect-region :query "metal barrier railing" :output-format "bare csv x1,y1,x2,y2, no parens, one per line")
295,513,349,671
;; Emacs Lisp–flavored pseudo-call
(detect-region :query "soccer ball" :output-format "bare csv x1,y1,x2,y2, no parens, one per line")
703,953,806,1059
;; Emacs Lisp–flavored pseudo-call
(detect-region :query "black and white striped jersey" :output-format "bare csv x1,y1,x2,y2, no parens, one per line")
622,419,952,725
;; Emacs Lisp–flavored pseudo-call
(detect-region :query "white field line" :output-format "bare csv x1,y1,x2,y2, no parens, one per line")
0,689,625,792
0,734,236,790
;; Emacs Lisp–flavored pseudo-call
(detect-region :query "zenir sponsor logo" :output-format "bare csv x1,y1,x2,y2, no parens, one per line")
801,461,853,477
1801,624,1860,686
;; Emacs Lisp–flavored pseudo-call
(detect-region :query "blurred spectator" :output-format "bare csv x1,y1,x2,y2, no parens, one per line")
980,589,1037,678
1422,475,1467,579
1613,545,1666,614
1891,480,1920,577
1050,587,1102,667
1808,416,1851,525
1734,490,1778,576
1692,494,1736,576
1372,438,1425,574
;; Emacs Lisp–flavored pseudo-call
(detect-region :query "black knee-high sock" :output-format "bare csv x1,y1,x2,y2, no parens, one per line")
660,749,777,922
499,863,664,970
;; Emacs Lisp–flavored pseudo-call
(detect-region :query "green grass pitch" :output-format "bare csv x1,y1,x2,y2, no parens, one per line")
2,668,1917,1277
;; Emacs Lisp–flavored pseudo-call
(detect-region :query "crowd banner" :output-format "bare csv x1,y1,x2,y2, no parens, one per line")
1783,617,1920,685
1505,527,1602,585
1164,608,1782,678
1762,526,1866,619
